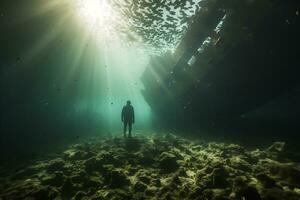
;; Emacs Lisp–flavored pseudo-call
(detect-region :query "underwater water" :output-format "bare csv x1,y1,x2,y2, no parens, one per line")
0,0,300,199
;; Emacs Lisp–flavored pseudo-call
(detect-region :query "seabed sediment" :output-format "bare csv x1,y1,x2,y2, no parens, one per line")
1,133,300,200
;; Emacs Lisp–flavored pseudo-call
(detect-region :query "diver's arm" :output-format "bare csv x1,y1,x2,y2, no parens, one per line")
121,107,124,122
132,107,135,123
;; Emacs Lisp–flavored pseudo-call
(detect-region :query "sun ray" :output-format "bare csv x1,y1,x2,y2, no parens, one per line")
18,12,72,70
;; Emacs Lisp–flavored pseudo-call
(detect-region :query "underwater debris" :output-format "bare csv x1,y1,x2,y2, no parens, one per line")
1,134,300,199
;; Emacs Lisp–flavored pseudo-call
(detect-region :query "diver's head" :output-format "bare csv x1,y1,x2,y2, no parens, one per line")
126,100,131,105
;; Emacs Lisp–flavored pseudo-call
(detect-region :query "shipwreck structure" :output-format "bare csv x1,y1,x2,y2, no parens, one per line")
141,0,299,129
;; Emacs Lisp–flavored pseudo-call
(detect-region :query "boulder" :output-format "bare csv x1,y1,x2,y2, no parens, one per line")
158,152,179,173
41,171,66,187
211,167,229,188
47,158,65,172
72,191,87,200
109,169,130,188
133,181,147,192
84,154,116,173
243,186,261,200
62,178,78,197
256,173,276,188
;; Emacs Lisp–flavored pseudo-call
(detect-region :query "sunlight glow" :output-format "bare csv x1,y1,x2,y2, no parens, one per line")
76,0,112,31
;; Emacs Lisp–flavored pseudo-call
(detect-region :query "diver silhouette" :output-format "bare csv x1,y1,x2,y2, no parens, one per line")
121,100,135,138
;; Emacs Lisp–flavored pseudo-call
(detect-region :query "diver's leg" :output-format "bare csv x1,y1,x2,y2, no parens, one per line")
128,122,132,138
123,121,127,137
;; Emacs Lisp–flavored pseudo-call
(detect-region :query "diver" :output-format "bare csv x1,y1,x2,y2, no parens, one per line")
121,100,135,138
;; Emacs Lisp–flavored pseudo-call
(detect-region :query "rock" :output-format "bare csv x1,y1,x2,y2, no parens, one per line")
138,151,155,166
158,152,179,173
13,166,39,180
210,188,230,200
41,171,66,187
2,134,300,200
62,178,78,197
171,174,181,185
151,178,161,187
177,168,187,177
84,151,115,173
261,188,289,200
72,191,87,200
227,156,251,172
47,158,65,172
243,186,261,200
256,173,276,188
232,176,261,200
267,141,285,152
70,171,88,184
269,163,300,186
29,186,51,199
125,138,141,151
109,169,130,188
101,189,132,200
189,187,203,199
133,181,147,192
86,176,102,188
138,175,151,184
48,187,60,199
211,167,229,188
145,186,158,196
101,164,114,182
84,156,104,172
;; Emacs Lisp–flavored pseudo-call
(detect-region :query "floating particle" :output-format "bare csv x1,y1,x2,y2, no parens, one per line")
41,100,49,106
296,10,299,16
286,19,291,24
110,102,114,105
241,26,248,30
16,57,21,62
